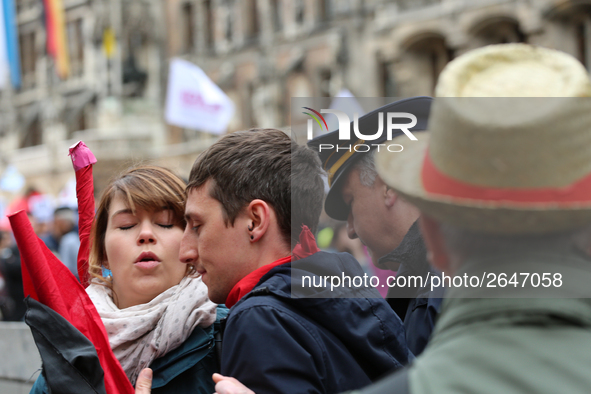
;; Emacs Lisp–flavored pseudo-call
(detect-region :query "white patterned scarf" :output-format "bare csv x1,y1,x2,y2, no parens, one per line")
86,276,217,385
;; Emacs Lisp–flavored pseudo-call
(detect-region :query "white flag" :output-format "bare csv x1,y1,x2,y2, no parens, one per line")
0,1,9,90
165,58,235,135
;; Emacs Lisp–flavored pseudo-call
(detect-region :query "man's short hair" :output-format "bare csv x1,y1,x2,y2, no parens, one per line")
187,129,324,248
352,150,378,188
53,206,76,224
291,139,324,245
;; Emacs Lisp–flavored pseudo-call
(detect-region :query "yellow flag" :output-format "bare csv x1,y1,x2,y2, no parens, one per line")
103,27,116,59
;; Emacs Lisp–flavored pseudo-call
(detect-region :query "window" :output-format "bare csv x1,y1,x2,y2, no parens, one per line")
67,18,84,77
575,16,591,70
225,5,233,43
319,69,331,97
270,0,282,31
65,108,87,139
122,32,148,97
471,19,526,47
15,0,35,14
295,0,304,25
399,35,452,96
64,99,96,139
182,2,195,52
21,115,41,148
204,0,214,49
379,59,396,97
18,31,36,90
317,0,329,23
548,4,591,71
244,0,259,41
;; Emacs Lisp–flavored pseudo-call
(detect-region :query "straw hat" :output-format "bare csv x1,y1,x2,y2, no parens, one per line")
375,44,591,234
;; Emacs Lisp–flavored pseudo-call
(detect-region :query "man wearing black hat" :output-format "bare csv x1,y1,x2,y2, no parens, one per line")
308,97,443,356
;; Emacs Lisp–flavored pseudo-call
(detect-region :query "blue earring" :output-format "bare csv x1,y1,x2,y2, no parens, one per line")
102,267,113,279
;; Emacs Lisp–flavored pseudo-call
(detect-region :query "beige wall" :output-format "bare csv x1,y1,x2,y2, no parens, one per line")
0,322,39,394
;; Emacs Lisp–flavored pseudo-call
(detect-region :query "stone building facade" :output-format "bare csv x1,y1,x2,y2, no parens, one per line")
1,0,590,200
167,0,591,137
0,0,171,199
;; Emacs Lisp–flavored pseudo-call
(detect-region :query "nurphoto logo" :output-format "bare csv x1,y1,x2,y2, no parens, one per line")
304,107,418,152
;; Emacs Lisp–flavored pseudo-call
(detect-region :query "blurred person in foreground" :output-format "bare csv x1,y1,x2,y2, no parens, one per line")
351,43,591,393
138,129,412,394
308,98,443,356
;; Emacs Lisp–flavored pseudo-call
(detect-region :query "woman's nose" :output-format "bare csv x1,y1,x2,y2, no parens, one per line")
137,222,156,245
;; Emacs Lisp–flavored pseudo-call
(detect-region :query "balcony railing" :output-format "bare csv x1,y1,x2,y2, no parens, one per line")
396,0,441,12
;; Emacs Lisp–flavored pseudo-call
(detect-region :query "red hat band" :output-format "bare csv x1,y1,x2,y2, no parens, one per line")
421,152,591,205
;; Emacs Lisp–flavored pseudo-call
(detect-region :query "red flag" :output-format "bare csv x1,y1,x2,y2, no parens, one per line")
69,141,97,287
42,0,70,78
10,211,134,394
75,166,94,286
42,0,56,57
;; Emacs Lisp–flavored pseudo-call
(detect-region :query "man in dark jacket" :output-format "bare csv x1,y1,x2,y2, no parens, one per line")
176,129,411,394
308,97,443,356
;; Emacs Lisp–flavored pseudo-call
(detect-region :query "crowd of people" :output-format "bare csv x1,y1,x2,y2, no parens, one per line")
3,42,591,394
0,202,80,321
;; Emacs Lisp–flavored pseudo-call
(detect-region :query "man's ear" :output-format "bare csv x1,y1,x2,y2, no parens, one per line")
418,215,451,273
377,176,398,208
384,186,398,208
245,199,271,242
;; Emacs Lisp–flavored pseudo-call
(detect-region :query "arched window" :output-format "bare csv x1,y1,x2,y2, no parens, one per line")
396,34,452,96
469,17,526,48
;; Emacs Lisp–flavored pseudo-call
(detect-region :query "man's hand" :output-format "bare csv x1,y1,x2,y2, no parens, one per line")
213,373,255,394
135,368,152,394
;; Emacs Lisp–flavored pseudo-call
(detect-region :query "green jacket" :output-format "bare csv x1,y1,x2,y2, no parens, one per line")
356,246,591,394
